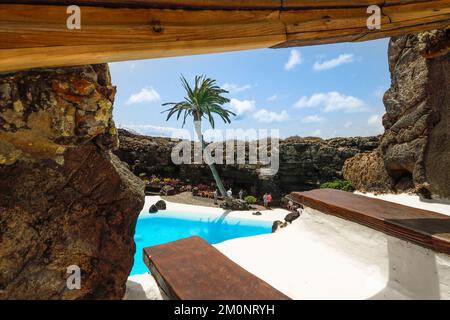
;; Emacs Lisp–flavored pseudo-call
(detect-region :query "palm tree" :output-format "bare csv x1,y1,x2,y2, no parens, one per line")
162,75,235,199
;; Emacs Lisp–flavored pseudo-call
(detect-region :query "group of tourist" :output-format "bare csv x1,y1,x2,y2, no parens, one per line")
287,199,304,216
262,193,273,209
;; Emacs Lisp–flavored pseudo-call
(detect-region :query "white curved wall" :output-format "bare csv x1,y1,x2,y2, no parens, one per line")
215,207,450,300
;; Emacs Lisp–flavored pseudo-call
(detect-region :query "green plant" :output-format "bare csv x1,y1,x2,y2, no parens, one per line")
244,195,257,204
320,179,354,192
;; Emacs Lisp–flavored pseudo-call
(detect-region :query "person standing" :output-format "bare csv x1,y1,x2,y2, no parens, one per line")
238,189,244,200
267,193,272,209
213,189,218,205
227,188,232,198
263,193,268,209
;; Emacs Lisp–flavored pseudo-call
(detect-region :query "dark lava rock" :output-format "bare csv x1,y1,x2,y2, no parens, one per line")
116,129,379,200
0,64,145,299
149,204,158,213
220,199,250,211
252,211,262,216
272,220,288,233
285,211,300,224
155,200,166,210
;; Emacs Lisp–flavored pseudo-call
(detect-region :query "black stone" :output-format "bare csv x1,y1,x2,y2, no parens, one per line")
149,204,158,213
285,211,300,223
155,200,166,210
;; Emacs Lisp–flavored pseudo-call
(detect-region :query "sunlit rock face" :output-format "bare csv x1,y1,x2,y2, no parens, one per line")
0,64,145,299
344,29,450,198
343,150,392,193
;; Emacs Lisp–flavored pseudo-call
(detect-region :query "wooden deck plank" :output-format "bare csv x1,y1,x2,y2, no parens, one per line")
289,189,450,254
0,1,449,72
143,236,291,300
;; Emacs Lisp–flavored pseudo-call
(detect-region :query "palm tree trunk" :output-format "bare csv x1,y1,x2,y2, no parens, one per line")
194,120,229,199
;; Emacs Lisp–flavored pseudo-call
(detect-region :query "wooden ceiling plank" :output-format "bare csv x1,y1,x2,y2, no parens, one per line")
0,0,282,10
0,34,286,73
0,4,284,49
281,8,390,33
279,14,450,48
383,0,450,22
0,1,448,72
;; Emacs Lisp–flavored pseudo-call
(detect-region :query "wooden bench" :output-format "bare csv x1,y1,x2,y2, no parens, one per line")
289,189,450,254
143,236,291,300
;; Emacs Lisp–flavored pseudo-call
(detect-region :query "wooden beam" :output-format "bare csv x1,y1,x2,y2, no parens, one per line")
0,1,448,72
289,189,450,254
0,36,285,72
277,14,450,48
2,0,436,9
0,0,283,10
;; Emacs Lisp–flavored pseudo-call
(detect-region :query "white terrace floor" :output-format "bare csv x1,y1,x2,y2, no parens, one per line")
125,193,450,300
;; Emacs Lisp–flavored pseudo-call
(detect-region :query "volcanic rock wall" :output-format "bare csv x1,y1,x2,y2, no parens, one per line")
115,129,379,198
344,29,450,198
0,65,145,299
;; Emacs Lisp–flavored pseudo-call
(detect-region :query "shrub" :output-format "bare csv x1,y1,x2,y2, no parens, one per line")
196,184,209,191
168,178,180,187
150,177,160,184
244,195,257,204
320,179,354,192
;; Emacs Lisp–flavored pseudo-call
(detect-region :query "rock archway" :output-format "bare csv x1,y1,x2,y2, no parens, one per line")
0,0,449,300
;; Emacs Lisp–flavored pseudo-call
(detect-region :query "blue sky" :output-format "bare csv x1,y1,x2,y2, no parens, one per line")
110,38,390,140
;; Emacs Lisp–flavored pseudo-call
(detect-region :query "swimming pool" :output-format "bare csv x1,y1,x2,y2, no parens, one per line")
130,211,273,275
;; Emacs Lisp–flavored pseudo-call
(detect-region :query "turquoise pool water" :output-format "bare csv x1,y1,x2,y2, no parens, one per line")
130,211,272,275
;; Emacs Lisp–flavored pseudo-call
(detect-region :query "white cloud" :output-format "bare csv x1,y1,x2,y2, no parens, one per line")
301,115,324,124
229,98,256,118
313,54,354,71
344,122,352,128
117,123,188,139
267,94,278,102
126,87,161,105
368,114,384,134
368,114,381,126
284,49,303,71
253,109,289,123
222,83,252,94
373,85,388,100
293,92,367,113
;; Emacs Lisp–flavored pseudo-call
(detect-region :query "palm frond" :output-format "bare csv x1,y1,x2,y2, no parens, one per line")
161,74,235,129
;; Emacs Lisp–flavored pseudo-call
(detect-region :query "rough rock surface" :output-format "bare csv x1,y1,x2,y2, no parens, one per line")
115,129,379,200
0,65,145,299
344,30,450,198
149,205,158,213
284,211,300,224
155,200,166,210
343,150,393,193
